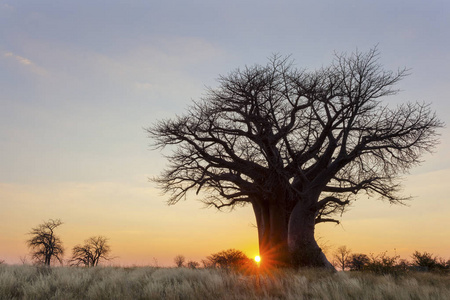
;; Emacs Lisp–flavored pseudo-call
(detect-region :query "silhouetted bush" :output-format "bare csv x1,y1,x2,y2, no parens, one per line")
345,249,449,275
411,251,436,271
187,261,200,269
411,251,449,272
364,252,403,275
348,252,408,275
206,249,252,271
348,253,370,271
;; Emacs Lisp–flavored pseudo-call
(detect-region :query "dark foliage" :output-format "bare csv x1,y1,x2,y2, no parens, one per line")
348,253,370,271
346,249,449,274
364,252,403,275
411,251,449,272
206,249,252,271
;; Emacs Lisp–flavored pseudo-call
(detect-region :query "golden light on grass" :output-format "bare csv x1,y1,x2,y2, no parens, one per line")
254,255,261,263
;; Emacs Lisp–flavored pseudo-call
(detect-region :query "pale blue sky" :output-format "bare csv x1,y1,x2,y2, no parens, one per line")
1,0,449,265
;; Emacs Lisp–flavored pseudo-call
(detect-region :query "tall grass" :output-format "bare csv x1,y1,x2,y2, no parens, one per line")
1,264,449,299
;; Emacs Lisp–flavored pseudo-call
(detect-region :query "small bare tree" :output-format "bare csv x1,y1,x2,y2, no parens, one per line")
174,255,185,267
333,245,352,271
70,236,111,267
27,219,64,266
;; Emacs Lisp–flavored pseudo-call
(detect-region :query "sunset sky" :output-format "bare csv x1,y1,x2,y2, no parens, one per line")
1,1,449,266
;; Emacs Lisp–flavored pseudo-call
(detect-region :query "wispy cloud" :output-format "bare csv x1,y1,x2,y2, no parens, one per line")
3,51,48,76
4,52,31,65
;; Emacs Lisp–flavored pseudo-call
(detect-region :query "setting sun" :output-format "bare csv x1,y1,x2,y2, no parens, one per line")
254,255,261,263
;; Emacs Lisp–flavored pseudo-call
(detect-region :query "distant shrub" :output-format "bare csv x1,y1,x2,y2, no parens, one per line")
411,251,449,272
206,249,252,271
364,252,403,275
348,253,370,271
187,261,200,269
348,251,408,275
412,251,437,271
397,259,410,271
345,250,450,275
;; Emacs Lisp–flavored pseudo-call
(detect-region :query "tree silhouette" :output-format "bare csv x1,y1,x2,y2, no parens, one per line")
187,260,200,269
206,249,250,270
149,48,443,268
349,253,370,271
174,255,185,267
26,219,64,266
333,246,352,271
410,250,450,271
70,236,111,267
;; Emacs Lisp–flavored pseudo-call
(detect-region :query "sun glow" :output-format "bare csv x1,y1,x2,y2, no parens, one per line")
254,255,261,263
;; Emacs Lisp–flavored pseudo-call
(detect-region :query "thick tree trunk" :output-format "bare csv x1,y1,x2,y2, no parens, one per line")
252,194,334,269
252,201,290,268
288,199,334,269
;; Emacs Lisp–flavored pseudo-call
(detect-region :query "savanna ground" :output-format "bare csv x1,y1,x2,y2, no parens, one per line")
1,264,449,300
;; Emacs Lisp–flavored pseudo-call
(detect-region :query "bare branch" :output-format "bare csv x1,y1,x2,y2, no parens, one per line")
315,217,340,225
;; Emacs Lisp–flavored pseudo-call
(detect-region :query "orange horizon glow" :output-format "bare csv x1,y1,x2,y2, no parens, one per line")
1,173,450,267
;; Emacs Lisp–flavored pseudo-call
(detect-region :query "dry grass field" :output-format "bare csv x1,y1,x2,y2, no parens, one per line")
1,264,449,299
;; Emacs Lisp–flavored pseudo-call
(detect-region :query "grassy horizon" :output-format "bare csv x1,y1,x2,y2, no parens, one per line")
1,264,449,299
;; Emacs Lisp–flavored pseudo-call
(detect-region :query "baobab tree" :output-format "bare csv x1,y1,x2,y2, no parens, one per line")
148,48,442,269
70,236,111,267
27,219,64,266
